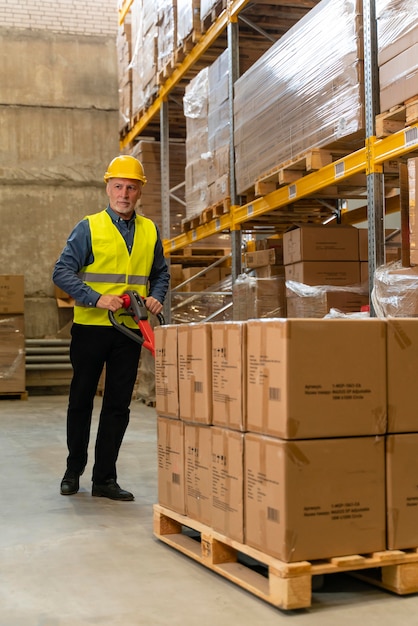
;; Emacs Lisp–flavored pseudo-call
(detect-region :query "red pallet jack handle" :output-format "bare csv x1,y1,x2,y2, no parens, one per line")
108,290,165,357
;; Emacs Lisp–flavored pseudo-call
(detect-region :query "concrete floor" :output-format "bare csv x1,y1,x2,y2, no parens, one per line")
2,396,418,625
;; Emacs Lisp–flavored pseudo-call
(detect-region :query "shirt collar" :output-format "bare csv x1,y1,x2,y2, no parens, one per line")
106,205,136,224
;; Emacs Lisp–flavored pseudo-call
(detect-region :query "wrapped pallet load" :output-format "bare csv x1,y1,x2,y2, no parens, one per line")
377,0,418,112
233,0,364,196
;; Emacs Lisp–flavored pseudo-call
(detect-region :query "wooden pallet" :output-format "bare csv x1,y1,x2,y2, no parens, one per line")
154,504,418,611
0,391,28,400
200,197,231,224
181,198,231,232
376,96,418,138
201,0,227,33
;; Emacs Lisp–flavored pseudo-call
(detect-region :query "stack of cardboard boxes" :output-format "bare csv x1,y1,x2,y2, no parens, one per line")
0,275,25,395
155,317,418,563
284,224,369,317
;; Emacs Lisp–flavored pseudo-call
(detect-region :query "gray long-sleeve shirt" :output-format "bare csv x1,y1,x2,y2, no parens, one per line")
52,206,170,307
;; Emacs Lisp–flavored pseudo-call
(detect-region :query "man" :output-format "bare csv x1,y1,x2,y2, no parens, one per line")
53,155,170,501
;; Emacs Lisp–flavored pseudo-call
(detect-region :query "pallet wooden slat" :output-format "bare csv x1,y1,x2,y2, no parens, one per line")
154,504,418,611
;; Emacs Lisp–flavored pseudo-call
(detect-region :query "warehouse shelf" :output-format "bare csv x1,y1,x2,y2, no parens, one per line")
162,125,418,255
119,0,412,314
119,0,252,148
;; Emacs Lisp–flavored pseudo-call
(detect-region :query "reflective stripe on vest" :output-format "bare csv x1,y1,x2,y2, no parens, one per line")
73,210,157,327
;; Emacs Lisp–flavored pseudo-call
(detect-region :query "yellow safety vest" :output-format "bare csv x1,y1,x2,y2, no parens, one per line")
73,210,157,327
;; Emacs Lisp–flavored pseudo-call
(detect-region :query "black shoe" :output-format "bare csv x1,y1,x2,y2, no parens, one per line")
60,469,80,495
92,479,134,501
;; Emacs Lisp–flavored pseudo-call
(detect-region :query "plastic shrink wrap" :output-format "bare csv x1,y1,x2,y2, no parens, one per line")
233,0,364,196
372,261,418,317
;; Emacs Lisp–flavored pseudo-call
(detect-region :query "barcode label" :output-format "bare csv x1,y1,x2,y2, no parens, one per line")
269,387,280,401
405,127,418,147
172,472,180,485
267,507,279,522
289,184,296,199
335,161,345,178
194,381,203,393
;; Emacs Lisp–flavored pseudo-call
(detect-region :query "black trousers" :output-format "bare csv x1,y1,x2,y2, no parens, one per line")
66,323,141,484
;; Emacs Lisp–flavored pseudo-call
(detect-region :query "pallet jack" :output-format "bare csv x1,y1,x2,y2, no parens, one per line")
108,290,165,357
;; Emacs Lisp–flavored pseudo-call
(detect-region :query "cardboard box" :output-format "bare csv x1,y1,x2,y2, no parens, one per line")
157,416,185,514
233,276,286,320
286,288,369,318
211,427,245,543
155,325,179,419
170,264,184,289
245,434,386,562
180,268,221,292
285,261,361,287
0,275,24,314
387,318,418,433
283,225,359,265
380,41,418,112
54,285,75,308
386,433,418,550
0,314,25,393
245,248,282,269
211,321,247,431
178,324,212,424
184,424,212,526
246,318,387,439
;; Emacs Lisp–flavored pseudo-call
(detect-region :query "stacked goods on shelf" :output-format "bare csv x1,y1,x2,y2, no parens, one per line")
155,318,418,564
232,273,285,320
200,0,220,22
117,18,132,132
156,0,177,77
0,275,25,394
377,0,418,112
177,0,201,45
131,139,186,238
234,237,286,320
130,1,158,114
233,0,364,196
183,67,210,217
283,224,368,317
207,50,229,208
183,50,230,220
372,263,418,316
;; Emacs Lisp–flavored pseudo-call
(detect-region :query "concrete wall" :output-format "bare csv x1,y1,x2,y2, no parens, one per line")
0,1,120,338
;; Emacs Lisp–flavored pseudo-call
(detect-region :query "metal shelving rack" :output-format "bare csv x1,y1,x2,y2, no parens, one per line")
118,0,418,315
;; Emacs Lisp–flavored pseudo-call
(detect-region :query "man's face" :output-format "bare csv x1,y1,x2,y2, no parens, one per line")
106,177,142,219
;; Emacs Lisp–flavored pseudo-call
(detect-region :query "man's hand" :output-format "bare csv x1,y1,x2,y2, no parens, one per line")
145,296,163,316
96,294,124,312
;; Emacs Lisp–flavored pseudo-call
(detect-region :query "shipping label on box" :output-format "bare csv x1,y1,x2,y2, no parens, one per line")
211,427,244,543
184,424,212,526
246,318,387,439
157,416,185,515
211,321,247,431
178,324,212,424
155,325,179,419
386,433,418,550
245,434,386,562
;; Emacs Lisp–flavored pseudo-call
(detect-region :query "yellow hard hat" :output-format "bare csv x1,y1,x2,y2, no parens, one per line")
103,155,147,184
